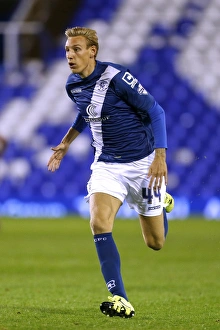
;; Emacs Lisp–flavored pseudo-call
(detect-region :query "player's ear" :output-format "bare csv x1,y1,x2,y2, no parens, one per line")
90,45,97,58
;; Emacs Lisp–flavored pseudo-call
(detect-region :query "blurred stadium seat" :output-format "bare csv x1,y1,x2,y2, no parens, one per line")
0,0,219,219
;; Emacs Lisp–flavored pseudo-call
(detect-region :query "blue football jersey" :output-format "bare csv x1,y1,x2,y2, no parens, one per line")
66,61,167,163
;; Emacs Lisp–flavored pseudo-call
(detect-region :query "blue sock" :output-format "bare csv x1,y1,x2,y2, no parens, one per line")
163,207,168,237
94,232,128,300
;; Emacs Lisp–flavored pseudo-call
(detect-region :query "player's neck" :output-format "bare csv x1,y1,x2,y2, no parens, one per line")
79,60,96,78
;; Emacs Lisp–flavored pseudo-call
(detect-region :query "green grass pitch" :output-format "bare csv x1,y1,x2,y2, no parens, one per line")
0,217,219,330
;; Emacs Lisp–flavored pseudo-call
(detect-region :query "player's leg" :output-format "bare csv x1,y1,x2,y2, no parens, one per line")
124,152,173,250
90,192,127,298
89,192,135,317
139,193,174,250
139,211,166,250
90,192,121,234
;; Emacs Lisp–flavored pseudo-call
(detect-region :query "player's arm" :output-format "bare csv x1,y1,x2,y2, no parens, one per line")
114,71,168,188
47,113,86,172
47,127,80,172
142,100,168,189
147,147,167,190
145,101,168,189
0,134,8,156
114,71,167,148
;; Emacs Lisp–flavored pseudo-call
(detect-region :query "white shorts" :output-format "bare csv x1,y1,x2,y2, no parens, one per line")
85,151,166,216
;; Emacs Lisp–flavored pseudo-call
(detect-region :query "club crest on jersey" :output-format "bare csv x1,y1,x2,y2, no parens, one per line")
95,79,109,92
122,72,138,88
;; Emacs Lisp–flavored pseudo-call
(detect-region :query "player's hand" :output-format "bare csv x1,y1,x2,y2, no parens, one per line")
47,142,69,172
147,156,168,190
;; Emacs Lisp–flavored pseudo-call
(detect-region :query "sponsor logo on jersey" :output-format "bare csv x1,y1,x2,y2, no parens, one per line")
86,104,98,117
137,83,148,95
85,103,110,122
84,116,110,122
70,88,82,93
122,72,138,88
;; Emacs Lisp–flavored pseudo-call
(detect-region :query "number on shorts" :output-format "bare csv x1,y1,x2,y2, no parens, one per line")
142,188,161,204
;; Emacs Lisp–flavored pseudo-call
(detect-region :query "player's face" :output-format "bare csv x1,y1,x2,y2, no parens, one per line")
65,36,96,78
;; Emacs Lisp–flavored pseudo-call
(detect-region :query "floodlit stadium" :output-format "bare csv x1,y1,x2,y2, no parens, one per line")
0,0,220,219
0,1,220,329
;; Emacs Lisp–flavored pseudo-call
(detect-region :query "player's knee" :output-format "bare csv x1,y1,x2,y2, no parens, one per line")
148,241,163,251
90,219,100,234
90,218,107,234
145,237,164,251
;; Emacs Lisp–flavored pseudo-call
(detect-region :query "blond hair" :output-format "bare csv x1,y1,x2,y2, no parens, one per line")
65,27,99,58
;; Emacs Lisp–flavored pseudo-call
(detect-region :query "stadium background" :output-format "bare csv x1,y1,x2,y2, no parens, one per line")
0,0,219,220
